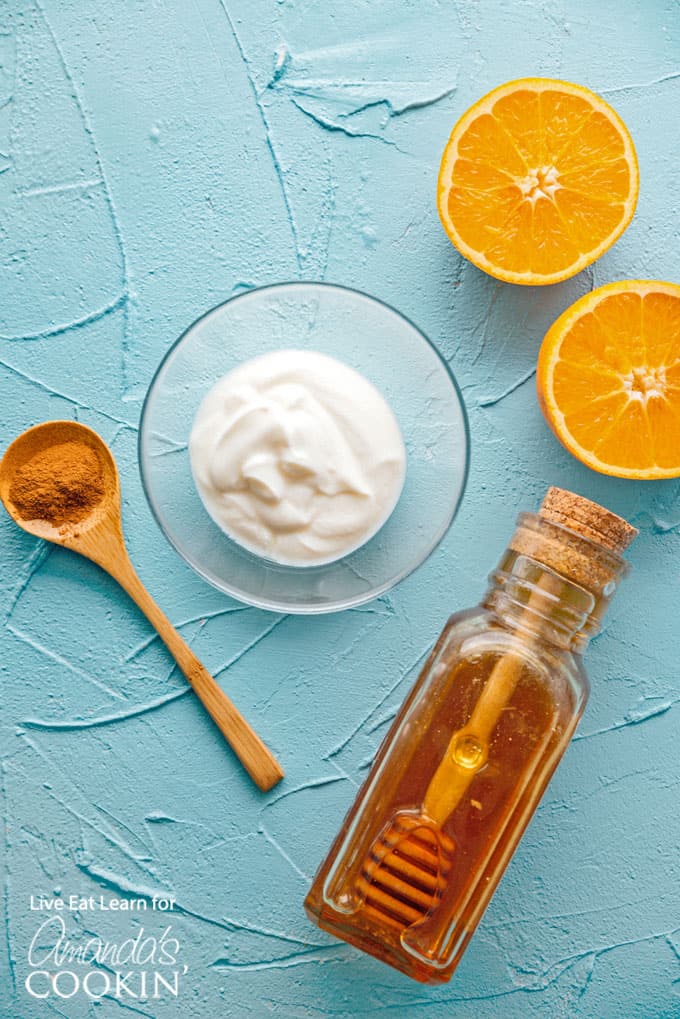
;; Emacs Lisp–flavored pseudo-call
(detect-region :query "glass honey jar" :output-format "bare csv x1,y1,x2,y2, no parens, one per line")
305,488,637,983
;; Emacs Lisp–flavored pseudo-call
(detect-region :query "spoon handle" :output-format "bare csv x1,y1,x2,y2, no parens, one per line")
109,554,284,792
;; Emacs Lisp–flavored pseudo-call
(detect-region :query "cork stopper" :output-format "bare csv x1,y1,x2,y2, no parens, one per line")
540,487,638,553
508,487,637,594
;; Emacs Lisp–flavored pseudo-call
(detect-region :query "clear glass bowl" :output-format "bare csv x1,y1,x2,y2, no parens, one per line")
139,283,469,613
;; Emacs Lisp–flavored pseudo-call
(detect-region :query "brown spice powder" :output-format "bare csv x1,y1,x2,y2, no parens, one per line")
10,441,105,527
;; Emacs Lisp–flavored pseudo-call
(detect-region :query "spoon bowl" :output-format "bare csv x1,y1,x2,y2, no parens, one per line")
0,420,284,791
0,420,119,543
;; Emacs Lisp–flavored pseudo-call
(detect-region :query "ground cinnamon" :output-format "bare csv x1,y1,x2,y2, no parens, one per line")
9,441,105,527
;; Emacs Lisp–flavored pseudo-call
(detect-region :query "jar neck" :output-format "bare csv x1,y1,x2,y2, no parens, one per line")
483,513,629,653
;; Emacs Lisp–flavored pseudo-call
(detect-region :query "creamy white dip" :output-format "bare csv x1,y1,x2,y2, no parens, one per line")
189,350,406,566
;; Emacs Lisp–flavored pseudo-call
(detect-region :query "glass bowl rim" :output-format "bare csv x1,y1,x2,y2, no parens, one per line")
138,280,471,613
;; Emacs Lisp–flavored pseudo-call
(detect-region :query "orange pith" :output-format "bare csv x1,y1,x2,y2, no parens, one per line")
437,79,639,285
537,281,680,479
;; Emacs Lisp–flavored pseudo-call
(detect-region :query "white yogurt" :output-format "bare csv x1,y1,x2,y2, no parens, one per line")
189,349,406,566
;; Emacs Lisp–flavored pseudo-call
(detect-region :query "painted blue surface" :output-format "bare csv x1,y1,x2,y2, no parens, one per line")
1,1,679,1016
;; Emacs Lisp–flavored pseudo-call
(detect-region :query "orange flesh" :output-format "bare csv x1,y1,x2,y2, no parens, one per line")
438,79,638,285
537,281,680,479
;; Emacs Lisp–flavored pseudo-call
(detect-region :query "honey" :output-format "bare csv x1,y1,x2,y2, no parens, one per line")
305,488,637,983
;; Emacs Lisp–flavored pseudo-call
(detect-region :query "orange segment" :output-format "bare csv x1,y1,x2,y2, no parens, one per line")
537,281,680,479
437,79,639,285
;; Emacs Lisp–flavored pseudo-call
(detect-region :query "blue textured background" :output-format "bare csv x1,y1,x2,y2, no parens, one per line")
2,2,679,1016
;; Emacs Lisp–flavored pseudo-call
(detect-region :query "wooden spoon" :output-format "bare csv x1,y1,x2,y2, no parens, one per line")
0,420,284,792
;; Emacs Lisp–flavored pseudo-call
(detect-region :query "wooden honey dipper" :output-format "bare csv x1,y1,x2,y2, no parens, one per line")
356,643,536,932
355,489,637,934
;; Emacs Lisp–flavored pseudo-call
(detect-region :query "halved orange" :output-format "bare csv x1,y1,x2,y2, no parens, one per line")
537,280,680,479
437,79,639,285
